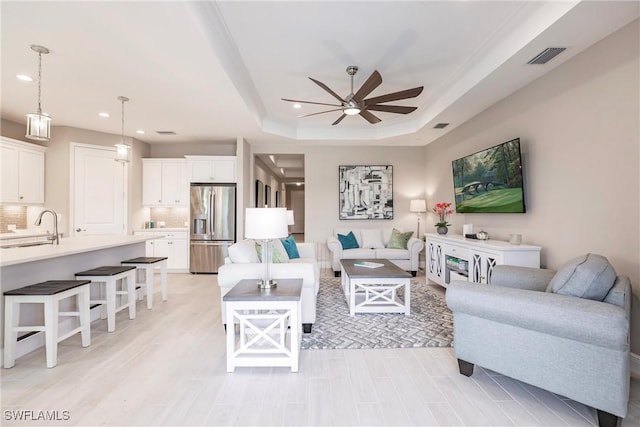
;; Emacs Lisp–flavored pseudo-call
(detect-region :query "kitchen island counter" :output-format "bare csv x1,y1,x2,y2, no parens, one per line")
0,234,156,268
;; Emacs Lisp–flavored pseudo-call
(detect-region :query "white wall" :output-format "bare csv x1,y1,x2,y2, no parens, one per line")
424,20,639,351
150,141,235,157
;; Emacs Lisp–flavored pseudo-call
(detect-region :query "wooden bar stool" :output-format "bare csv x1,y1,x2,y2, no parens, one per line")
4,280,91,368
121,257,168,309
75,266,136,333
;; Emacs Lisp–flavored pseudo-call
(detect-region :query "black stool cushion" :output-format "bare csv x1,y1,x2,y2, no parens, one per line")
75,266,136,276
121,257,168,264
5,280,91,296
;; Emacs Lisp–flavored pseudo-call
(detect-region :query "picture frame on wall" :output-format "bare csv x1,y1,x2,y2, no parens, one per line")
255,180,264,207
339,165,393,220
275,191,281,207
265,184,271,207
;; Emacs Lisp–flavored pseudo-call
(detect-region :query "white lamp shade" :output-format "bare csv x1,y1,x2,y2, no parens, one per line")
410,199,427,213
286,210,295,225
115,143,130,163
245,208,288,239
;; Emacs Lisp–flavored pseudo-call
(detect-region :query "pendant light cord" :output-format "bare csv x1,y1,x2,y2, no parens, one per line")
37,52,43,114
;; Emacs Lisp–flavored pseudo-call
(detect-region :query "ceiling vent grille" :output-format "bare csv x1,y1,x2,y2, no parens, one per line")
155,130,176,135
527,47,566,65
433,123,449,129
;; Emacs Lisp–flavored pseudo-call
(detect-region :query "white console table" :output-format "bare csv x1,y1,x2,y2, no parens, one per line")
425,233,541,287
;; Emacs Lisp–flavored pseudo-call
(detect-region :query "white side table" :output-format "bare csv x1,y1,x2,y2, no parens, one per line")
223,278,302,373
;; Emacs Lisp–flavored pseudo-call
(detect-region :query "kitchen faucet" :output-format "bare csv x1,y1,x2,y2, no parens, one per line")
34,209,59,245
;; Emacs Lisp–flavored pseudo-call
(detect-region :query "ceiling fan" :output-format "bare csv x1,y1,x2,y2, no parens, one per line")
282,66,423,125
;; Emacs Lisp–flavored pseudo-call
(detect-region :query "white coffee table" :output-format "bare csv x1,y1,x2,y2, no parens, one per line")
340,259,412,316
223,278,302,372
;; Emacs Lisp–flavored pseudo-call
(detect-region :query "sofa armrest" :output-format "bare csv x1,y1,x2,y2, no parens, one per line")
446,282,629,350
327,236,342,255
490,265,556,291
407,237,424,255
296,242,316,260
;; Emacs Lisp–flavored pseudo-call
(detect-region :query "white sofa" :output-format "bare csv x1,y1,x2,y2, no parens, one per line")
327,227,424,277
217,240,320,333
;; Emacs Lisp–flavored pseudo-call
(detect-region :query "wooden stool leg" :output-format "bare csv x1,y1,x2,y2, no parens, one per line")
160,261,168,302
127,271,136,319
44,298,59,368
106,278,116,332
145,266,153,309
3,297,19,368
78,286,91,347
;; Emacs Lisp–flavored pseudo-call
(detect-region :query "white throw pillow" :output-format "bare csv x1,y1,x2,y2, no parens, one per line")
360,229,385,249
228,239,260,263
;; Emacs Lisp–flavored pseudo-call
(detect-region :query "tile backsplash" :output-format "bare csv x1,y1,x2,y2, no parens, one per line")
149,207,189,229
0,205,27,231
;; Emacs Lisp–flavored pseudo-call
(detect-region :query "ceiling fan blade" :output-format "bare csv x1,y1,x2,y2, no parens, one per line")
366,104,417,114
282,98,342,107
353,70,382,102
364,86,424,105
299,108,344,118
332,114,347,126
309,77,346,103
359,109,382,124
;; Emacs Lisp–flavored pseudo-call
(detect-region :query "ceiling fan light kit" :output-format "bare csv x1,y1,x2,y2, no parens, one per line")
25,45,51,142
282,65,423,125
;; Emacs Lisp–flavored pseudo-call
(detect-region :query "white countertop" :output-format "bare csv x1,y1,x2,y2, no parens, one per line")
0,234,155,267
133,228,188,232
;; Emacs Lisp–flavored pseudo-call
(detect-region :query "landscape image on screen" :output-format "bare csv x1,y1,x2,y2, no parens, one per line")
452,138,526,213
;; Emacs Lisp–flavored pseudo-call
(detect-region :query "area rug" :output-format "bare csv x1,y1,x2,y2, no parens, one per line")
301,276,453,350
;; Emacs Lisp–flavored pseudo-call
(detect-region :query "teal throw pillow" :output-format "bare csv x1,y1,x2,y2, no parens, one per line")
337,231,359,249
281,235,300,259
387,228,414,249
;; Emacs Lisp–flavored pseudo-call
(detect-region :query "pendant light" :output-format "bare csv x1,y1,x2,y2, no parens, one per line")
25,45,51,141
114,96,130,163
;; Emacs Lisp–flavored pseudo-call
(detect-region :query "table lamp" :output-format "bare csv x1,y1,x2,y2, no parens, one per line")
245,208,288,288
409,199,427,237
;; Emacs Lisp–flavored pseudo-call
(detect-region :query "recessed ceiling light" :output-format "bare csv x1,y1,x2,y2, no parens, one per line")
136,130,145,135
16,74,32,82
99,112,110,118
293,103,302,109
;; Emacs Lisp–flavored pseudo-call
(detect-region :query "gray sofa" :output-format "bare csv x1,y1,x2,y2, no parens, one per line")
446,256,631,427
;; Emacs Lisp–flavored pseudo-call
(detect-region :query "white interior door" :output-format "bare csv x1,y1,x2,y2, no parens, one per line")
289,189,305,234
72,144,126,235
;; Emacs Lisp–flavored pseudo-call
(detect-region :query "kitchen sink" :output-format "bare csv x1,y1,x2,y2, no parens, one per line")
0,241,53,249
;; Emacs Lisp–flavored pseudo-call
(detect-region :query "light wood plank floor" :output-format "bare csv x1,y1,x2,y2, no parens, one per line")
1,273,638,426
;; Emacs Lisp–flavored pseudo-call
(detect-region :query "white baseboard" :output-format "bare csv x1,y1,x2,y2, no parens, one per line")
631,352,640,378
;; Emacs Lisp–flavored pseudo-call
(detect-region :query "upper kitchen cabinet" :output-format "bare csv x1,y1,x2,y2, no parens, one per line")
0,137,46,204
142,159,188,207
185,155,236,183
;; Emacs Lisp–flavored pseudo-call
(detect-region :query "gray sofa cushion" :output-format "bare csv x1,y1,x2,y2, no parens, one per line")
546,253,617,301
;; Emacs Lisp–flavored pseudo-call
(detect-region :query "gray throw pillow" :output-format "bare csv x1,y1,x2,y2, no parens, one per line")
546,253,617,301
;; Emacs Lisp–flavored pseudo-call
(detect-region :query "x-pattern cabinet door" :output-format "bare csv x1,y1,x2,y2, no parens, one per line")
470,251,500,284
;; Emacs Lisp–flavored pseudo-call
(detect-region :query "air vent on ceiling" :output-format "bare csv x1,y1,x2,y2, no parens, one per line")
155,130,176,135
433,123,449,129
527,47,566,65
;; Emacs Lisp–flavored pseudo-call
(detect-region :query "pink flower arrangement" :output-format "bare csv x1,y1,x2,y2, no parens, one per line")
433,202,453,227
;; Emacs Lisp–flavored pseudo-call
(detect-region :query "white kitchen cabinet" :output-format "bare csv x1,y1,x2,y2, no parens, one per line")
0,137,46,204
425,233,541,287
142,159,188,207
134,230,188,271
185,155,236,183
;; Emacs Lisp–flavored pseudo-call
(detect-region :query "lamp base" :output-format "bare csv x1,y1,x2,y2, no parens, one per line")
257,279,277,289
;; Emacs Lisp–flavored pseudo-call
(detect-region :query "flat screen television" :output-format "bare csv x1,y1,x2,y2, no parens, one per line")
452,138,526,213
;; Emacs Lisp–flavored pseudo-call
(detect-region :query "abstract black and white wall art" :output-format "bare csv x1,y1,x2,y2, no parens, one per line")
339,165,393,220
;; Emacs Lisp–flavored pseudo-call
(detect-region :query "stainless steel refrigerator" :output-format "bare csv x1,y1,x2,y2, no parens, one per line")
189,183,236,273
